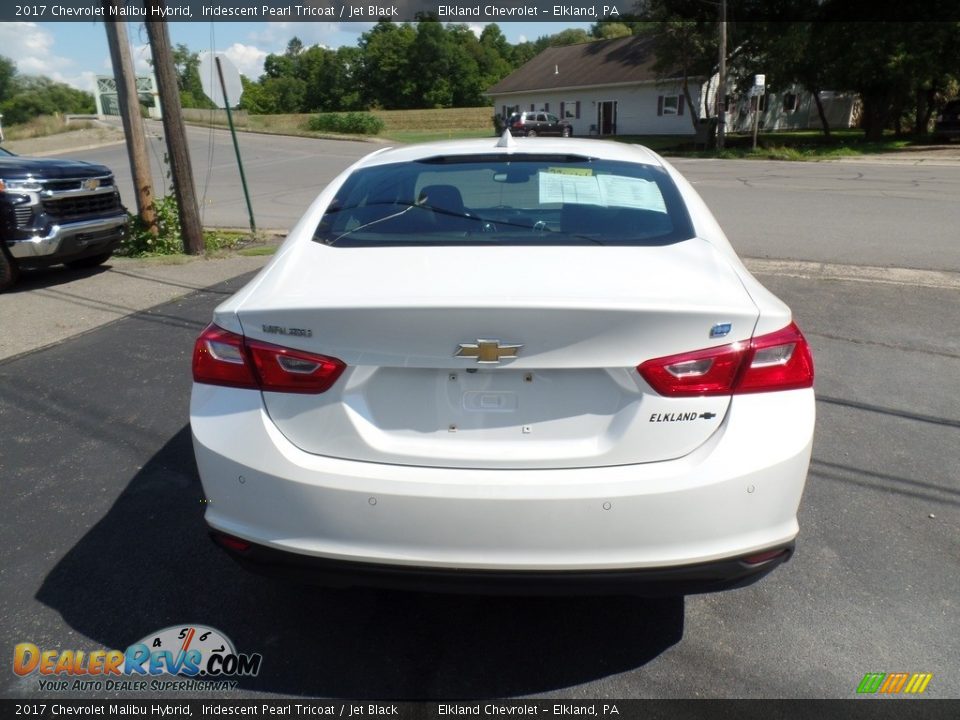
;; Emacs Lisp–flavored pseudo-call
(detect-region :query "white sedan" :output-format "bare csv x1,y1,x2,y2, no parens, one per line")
190,133,814,595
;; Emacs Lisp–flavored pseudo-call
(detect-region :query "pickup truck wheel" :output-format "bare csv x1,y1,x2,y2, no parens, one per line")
65,251,113,269
0,246,18,293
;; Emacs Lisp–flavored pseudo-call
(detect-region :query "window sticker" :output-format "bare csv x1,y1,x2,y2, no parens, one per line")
598,175,667,212
538,172,603,205
539,172,666,212
546,167,594,176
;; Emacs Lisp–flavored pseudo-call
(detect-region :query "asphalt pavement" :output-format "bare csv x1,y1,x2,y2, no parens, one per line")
1,265,957,700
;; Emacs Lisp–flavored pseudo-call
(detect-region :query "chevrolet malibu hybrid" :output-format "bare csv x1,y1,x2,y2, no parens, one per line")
190,133,815,595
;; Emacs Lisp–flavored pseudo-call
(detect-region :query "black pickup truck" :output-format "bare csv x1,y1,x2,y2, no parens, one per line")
1,145,128,292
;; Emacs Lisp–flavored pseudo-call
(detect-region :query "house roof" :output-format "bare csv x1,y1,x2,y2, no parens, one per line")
487,35,671,96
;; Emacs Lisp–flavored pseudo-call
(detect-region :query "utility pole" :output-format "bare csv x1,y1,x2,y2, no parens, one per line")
103,8,156,235
717,0,727,150
145,9,204,255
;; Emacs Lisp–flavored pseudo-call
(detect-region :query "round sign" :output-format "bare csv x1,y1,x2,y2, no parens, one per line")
198,52,243,109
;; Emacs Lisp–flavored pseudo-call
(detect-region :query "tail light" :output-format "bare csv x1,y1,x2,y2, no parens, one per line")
211,532,251,553
193,323,345,394
743,547,791,565
638,322,814,397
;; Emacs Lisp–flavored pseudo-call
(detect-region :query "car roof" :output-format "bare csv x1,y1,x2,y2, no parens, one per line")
353,137,665,169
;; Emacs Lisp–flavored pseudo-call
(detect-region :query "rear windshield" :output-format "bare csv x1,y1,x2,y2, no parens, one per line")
313,154,695,247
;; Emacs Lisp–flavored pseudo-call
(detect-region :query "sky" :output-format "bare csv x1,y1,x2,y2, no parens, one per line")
0,20,593,94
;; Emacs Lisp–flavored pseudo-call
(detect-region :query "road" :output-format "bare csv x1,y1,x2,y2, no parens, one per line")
676,157,960,272
1,132,958,701
63,122,960,272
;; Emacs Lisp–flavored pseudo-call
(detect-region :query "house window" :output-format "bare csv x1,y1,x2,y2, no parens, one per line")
783,93,799,112
657,95,685,116
560,100,580,120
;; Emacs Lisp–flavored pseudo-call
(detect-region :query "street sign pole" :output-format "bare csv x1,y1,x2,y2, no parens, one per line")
215,56,256,235
752,74,765,151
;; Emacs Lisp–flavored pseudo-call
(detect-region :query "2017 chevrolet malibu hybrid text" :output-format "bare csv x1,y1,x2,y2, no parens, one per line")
190,133,815,595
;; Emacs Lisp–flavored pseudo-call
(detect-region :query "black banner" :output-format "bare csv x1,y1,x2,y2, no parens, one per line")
2,0,960,23
3,700,960,720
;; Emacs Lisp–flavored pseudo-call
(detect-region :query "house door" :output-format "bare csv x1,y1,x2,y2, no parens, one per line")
598,101,617,135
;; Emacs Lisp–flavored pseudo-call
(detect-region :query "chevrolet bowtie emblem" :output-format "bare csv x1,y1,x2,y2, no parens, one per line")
455,339,523,364
82,178,100,191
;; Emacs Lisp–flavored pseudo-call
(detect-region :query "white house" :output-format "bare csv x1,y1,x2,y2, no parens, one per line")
488,35,859,137
487,35,704,137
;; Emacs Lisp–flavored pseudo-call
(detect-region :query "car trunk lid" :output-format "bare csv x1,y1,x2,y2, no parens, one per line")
236,240,759,468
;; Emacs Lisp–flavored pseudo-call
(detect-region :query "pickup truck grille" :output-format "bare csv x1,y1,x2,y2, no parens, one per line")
42,177,115,192
43,193,122,219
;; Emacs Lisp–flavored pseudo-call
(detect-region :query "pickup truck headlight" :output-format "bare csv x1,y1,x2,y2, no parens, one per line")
0,178,43,192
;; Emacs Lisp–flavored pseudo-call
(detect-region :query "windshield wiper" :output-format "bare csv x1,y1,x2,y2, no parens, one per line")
318,200,425,245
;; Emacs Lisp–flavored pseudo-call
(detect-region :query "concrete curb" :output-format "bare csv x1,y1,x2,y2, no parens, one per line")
828,155,960,167
24,140,128,157
745,258,960,290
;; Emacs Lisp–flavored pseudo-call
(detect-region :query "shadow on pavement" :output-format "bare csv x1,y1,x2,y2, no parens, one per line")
9,263,111,292
36,426,685,699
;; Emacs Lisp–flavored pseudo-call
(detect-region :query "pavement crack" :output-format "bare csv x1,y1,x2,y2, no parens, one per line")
807,330,960,361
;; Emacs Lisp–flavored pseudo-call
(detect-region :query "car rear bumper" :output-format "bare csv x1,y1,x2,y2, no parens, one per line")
191,385,814,590
210,531,794,596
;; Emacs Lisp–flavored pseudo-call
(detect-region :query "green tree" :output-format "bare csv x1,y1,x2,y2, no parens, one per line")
359,21,419,108
733,16,837,136
238,75,276,114
298,45,338,112
412,20,455,108
591,15,652,38
592,22,634,40
260,75,307,113
737,2,960,139
767,18,960,140
332,46,364,110
646,20,715,131
286,37,304,57
476,25,514,95
547,28,593,46
0,75,95,124
0,55,16,102
170,43,213,108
